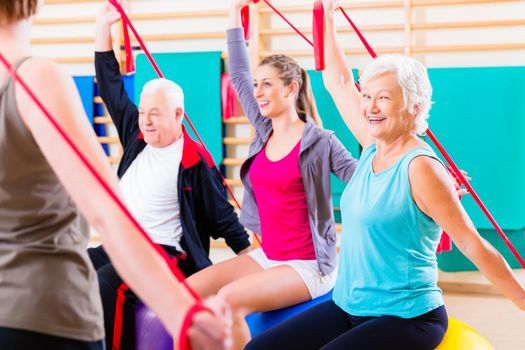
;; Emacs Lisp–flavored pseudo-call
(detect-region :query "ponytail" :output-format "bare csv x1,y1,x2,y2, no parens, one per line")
297,68,322,127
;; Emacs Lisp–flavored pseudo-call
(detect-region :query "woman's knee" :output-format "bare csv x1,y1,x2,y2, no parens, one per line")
217,284,252,318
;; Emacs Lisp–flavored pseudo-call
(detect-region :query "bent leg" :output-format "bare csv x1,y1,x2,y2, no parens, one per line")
186,254,263,297
245,300,352,350
218,265,312,350
322,305,448,350
97,263,137,350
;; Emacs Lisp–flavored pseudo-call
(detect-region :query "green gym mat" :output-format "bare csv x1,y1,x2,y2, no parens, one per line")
426,66,525,231
134,52,224,165
308,70,361,213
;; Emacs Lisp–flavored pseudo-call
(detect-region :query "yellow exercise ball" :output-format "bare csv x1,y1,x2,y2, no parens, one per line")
436,317,494,350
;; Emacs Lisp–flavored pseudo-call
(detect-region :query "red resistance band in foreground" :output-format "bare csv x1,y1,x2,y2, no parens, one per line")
256,1,525,268
179,304,213,350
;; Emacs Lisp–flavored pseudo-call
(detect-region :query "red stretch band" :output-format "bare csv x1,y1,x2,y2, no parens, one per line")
241,0,260,41
313,1,325,71
112,283,129,350
262,0,313,46
427,130,525,268
241,6,251,41
339,8,377,59
121,17,135,73
178,304,213,350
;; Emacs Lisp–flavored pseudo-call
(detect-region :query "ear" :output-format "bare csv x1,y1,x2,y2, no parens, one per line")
408,104,420,119
175,107,184,120
412,104,421,118
288,80,300,96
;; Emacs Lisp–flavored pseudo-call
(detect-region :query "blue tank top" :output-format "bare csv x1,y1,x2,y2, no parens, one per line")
333,144,444,318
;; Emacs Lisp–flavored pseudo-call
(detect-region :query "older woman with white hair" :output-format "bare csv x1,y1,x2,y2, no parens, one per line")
245,1,525,349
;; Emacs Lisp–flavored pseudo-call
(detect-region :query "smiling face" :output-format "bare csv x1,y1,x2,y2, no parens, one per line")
253,64,298,119
360,72,416,141
138,90,183,148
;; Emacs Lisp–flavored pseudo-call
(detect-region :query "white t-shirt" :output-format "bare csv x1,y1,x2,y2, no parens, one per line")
120,138,184,251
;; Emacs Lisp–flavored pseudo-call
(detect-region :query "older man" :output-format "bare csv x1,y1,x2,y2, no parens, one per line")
88,5,250,350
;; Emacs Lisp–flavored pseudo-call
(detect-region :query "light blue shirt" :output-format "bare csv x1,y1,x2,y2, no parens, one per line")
333,144,444,318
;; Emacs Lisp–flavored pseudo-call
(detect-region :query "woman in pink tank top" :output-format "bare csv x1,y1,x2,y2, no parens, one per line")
249,141,316,261
185,1,359,349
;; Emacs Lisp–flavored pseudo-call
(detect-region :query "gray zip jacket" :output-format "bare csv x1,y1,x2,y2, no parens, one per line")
228,28,358,275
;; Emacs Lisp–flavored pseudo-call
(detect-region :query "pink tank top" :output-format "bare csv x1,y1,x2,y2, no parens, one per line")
249,141,316,260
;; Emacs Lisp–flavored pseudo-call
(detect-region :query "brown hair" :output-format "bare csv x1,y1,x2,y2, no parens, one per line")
259,54,322,127
0,0,39,24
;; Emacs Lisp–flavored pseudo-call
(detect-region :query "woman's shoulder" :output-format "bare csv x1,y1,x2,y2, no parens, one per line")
18,58,69,84
15,58,81,125
304,121,334,139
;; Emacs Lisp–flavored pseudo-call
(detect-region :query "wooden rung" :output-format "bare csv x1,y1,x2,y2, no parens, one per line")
98,136,121,145
412,0,516,7
259,1,404,14
260,24,403,36
223,117,250,124
132,32,225,42
32,36,93,45
34,16,95,25
412,43,525,53
33,10,236,26
412,19,525,30
129,9,228,21
94,96,104,104
223,158,245,166
211,240,229,249
94,116,113,124
260,47,404,57
46,0,97,3
224,178,243,187
108,156,121,164
223,137,252,145
52,57,93,64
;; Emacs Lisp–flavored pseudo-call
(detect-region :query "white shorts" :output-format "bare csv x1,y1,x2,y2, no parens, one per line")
247,248,336,299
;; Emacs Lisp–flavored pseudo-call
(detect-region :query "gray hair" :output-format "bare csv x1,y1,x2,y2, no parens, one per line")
140,78,184,111
360,55,432,135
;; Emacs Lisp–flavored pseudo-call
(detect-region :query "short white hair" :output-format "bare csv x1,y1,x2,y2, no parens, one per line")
140,78,184,110
360,55,432,135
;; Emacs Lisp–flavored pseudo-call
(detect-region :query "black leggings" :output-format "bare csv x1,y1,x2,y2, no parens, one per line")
0,326,104,350
246,300,448,350
88,245,196,350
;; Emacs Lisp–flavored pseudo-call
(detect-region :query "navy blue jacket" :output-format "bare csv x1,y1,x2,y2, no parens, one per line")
95,51,250,271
